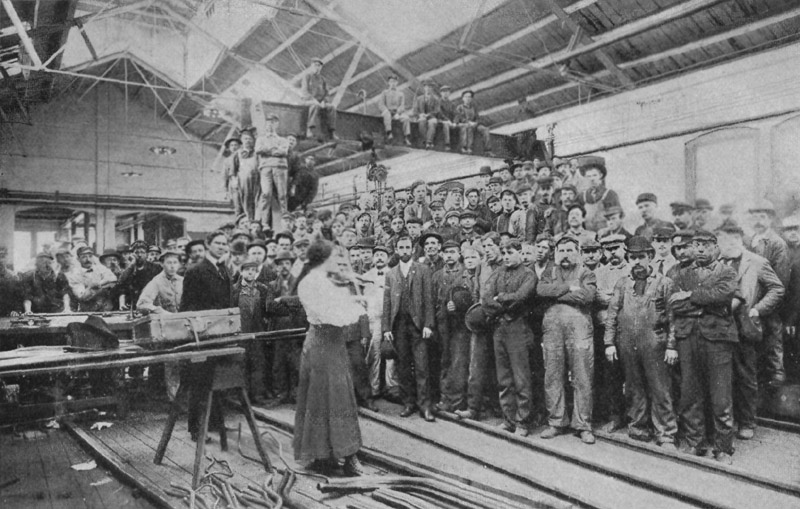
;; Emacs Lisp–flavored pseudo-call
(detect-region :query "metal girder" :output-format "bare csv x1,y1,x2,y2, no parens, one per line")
331,43,366,107
129,60,192,140
0,65,31,124
1,0,43,68
544,0,634,89
458,0,489,50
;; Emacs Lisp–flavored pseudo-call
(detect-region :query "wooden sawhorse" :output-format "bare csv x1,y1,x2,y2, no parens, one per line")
153,355,272,488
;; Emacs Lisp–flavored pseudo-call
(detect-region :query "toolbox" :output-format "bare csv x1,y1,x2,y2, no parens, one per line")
131,308,241,346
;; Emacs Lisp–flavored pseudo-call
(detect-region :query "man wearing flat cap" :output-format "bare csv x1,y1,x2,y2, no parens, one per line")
604,236,679,448
301,58,337,141
668,228,739,463
598,206,632,243
224,127,260,222
575,156,620,233
378,75,411,144
21,252,71,314
455,90,492,156
693,198,716,230
747,199,790,385
71,246,117,312
651,225,677,275
716,220,784,441
438,85,458,151
781,216,800,374
592,233,630,430
255,114,291,230
634,193,673,242
670,201,695,231
412,80,441,150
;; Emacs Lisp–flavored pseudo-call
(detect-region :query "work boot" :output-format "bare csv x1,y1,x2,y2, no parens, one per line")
580,431,596,445
343,455,364,476
404,136,411,146
499,420,516,433
516,426,531,437
714,451,733,465
659,442,678,452
399,405,417,418
422,408,436,422
454,408,478,420
737,428,755,440
539,426,565,439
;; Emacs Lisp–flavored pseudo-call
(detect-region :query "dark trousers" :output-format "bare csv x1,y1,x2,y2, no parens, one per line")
393,312,430,409
528,315,547,420
619,337,677,443
186,363,224,436
677,332,735,454
245,340,267,400
428,332,443,405
734,341,759,430
759,314,785,381
439,320,470,410
272,339,301,399
494,319,534,426
346,337,372,404
593,325,626,423
466,329,499,413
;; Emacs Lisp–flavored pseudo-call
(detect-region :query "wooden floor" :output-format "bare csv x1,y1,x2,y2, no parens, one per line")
0,426,155,509
66,406,397,508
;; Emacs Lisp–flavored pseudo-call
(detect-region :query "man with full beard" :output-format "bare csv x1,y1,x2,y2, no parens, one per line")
537,236,598,444
604,236,679,449
382,236,435,421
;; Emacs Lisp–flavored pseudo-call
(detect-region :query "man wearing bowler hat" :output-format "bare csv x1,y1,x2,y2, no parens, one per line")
222,131,244,215
301,58,337,141
716,220,783,440
604,236,679,448
668,229,738,463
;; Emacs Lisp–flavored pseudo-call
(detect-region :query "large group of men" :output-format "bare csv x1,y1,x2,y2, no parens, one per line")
2,152,799,464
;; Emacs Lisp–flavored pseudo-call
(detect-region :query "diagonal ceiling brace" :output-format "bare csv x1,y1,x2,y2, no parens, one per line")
331,43,366,107
0,65,32,124
546,0,635,89
74,20,99,61
130,60,192,141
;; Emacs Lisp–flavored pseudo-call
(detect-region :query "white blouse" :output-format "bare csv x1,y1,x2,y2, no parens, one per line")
298,268,365,326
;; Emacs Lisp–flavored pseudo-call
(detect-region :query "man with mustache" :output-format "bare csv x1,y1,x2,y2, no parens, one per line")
668,229,738,464
747,200,790,386
382,236,435,422
537,236,598,444
604,236,679,448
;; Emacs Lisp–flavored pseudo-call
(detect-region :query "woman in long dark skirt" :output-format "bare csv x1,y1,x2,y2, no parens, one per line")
294,240,365,476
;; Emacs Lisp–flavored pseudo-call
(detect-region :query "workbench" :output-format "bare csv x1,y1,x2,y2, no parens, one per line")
0,312,140,350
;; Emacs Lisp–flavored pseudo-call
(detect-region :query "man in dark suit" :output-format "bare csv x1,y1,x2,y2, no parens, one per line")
716,220,784,441
669,229,739,464
382,235,436,421
180,230,232,441
404,180,432,225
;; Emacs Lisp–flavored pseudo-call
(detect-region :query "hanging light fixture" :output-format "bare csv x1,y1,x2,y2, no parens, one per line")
149,146,176,155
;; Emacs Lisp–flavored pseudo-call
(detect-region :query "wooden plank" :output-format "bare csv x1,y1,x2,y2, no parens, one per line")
36,431,91,509
0,432,53,509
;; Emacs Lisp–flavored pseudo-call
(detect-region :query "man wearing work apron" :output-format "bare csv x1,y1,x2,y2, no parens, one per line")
576,156,620,233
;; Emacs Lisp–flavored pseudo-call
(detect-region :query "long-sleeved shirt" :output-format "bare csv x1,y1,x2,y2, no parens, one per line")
537,264,597,312
595,262,629,309
481,264,537,321
301,73,328,102
455,102,481,124
379,89,406,113
433,264,477,325
412,94,440,117
298,268,365,327
21,269,70,313
117,261,162,307
137,271,183,313
255,134,290,169
604,271,676,349
749,229,790,286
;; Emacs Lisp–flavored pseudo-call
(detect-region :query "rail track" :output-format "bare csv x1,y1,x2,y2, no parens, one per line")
253,403,800,509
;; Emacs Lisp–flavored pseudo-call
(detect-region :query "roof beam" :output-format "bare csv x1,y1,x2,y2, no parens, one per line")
446,0,727,102
331,43,366,107
347,0,599,112
545,0,634,89
484,4,800,123
1,0,43,68
302,0,420,87
458,0,489,50
130,59,192,140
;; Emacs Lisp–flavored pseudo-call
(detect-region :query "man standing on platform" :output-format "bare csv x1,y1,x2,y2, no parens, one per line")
669,229,738,464
481,239,537,435
256,114,291,229
716,220,783,441
537,236,598,444
181,231,232,442
747,200,790,386
301,58,337,141
383,236,435,422
604,236,679,448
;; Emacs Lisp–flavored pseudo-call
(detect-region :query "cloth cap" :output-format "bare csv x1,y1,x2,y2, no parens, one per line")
429,200,445,210
445,210,461,220
534,233,554,245
671,230,694,246
488,176,503,185
557,234,582,249
715,219,744,236
99,248,121,261
516,185,533,194
603,205,624,218
419,231,443,246
486,195,500,205
695,198,713,211
692,229,717,243
247,239,267,252
240,260,260,270
580,238,601,251
670,201,694,213
293,237,311,248
147,245,161,253
159,249,182,262
636,193,658,205
77,246,95,257
442,240,460,251
465,187,480,196
274,251,295,263
373,244,391,255
406,217,423,225
479,165,492,175
36,251,54,260
130,240,148,251
600,233,627,246
534,160,551,170
653,225,677,239
185,239,205,255
781,215,800,230
459,210,477,219
748,199,776,215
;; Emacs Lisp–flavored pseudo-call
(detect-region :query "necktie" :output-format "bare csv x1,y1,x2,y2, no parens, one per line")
377,271,384,276
217,262,226,279
657,259,664,274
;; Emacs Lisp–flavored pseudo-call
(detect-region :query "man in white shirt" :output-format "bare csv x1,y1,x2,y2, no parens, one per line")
73,246,117,312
